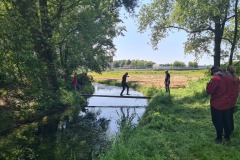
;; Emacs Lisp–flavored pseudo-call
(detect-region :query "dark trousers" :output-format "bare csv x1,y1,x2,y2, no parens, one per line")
165,83,170,92
120,82,129,95
211,107,232,140
230,107,234,133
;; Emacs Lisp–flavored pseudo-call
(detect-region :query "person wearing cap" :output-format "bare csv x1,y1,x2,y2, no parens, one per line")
206,66,232,143
164,70,170,93
120,72,130,96
226,65,240,134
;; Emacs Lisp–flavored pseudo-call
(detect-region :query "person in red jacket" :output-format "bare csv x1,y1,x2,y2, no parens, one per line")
226,65,240,133
206,66,232,143
72,72,79,91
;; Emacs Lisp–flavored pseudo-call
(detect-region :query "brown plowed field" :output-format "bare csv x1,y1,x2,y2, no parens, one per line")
89,70,206,89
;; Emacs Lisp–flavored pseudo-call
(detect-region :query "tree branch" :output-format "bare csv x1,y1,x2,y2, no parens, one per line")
51,0,83,22
224,12,240,22
167,25,214,33
56,27,79,45
222,37,233,45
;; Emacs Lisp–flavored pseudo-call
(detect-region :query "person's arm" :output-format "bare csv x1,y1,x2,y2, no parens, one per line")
206,78,219,95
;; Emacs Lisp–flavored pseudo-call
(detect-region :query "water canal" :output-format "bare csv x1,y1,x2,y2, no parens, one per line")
0,83,148,160
86,83,148,136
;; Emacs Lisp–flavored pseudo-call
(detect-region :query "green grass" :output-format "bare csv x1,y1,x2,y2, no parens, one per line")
99,70,240,160
89,69,206,79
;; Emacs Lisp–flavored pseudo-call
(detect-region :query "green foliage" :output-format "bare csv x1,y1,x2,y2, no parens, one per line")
138,0,240,66
0,72,11,87
96,79,141,91
0,123,39,160
172,61,186,67
221,62,240,75
0,109,111,160
113,60,155,69
0,107,15,131
59,89,84,108
0,0,139,132
150,92,173,106
101,77,240,159
59,92,86,122
113,61,120,68
188,61,198,68
141,85,161,97
97,79,122,87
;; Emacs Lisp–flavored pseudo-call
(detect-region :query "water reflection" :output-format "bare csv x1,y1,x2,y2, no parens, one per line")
0,112,110,160
86,83,148,136
0,83,148,160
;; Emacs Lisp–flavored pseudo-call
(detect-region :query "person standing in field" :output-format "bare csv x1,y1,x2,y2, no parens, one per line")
120,72,130,96
226,65,240,134
206,66,232,144
164,70,170,93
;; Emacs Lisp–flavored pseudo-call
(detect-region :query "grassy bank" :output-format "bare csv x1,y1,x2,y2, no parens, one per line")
97,70,240,160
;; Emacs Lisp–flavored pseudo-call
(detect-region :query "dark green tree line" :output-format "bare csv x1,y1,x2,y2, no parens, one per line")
113,59,155,68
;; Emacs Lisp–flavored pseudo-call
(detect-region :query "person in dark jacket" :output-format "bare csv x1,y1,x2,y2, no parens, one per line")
165,70,170,93
226,65,240,133
206,66,232,143
120,72,130,96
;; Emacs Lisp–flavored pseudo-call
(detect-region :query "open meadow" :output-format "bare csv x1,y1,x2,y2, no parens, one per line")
89,69,207,89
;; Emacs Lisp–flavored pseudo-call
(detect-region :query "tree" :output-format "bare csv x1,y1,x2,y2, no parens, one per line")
188,62,198,68
138,60,145,68
131,60,137,68
126,59,131,65
145,61,155,68
119,60,125,67
0,0,139,106
113,61,120,68
223,0,239,65
138,0,240,67
172,61,186,67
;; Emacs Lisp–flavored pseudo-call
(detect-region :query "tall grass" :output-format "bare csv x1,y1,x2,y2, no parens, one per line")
100,75,240,160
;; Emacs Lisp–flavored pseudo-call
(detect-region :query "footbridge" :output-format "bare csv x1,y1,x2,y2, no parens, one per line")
80,94,151,99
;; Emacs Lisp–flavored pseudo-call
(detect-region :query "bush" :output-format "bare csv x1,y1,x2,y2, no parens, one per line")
141,85,161,97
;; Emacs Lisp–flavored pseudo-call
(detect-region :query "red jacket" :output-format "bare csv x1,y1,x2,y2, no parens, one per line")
226,73,240,107
72,76,78,86
206,72,231,110
233,78,240,107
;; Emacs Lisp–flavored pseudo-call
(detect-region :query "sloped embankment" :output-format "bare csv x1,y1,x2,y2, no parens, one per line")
100,79,240,159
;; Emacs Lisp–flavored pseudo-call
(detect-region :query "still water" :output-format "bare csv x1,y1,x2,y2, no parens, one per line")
0,83,148,160
86,83,148,136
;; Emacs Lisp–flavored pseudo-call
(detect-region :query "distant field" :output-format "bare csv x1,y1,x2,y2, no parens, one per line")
88,69,208,88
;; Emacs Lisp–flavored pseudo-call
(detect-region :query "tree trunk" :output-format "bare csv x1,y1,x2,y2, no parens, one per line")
39,0,59,90
228,0,238,65
214,22,222,67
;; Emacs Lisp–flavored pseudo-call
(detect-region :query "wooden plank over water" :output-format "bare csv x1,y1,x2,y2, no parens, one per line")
87,106,147,108
80,94,151,99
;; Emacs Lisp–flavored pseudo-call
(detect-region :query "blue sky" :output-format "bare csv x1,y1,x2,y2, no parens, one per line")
113,1,214,66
